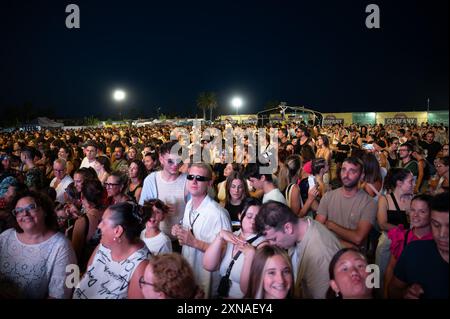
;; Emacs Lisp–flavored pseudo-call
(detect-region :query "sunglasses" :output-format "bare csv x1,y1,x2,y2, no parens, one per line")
167,158,182,166
12,203,38,217
187,174,211,182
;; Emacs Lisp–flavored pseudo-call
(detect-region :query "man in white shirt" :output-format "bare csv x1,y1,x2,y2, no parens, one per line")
244,162,287,204
172,163,231,298
50,158,73,204
139,141,188,251
79,141,98,169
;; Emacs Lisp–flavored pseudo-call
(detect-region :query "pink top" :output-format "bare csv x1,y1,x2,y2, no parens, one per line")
387,225,433,260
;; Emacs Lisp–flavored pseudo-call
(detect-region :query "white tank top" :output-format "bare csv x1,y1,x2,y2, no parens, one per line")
156,172,187,240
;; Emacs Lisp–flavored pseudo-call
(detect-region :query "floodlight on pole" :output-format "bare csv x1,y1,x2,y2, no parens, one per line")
112,89,126,120
113,90,126,101
231,97,243,116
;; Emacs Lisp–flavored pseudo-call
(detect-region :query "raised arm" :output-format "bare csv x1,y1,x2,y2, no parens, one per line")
203,231,228,272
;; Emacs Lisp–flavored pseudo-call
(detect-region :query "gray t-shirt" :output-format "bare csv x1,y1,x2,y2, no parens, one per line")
0,229,77,299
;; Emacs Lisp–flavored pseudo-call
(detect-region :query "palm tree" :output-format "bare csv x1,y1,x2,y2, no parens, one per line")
197,92,217,121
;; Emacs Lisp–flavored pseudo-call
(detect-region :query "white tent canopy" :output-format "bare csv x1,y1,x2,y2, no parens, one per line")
31,117,64,128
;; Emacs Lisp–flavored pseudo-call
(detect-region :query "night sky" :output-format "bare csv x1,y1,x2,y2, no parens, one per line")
0,0,448,119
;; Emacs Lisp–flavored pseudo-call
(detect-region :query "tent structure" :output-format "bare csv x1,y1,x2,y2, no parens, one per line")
256,103,323,126
22,117,64,130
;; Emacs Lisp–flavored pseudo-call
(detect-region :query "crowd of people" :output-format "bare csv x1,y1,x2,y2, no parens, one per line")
0,120,448,299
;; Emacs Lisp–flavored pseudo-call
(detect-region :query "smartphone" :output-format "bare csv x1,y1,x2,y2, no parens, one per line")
308,175,316,189
362,143,374,150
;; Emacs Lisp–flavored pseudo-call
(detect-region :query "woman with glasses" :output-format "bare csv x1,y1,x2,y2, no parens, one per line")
140,253,204,299
73,202,150,299
105,171,131,205
0,191,76,298
50,158,74,204
204,198,266,298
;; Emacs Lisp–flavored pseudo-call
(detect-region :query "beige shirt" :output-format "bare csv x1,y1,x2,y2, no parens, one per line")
290,217,342,299
317,188,377,229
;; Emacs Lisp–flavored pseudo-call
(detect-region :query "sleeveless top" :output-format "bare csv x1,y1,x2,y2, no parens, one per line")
126,182,143,203
78,213,101,272
73,244,150,299
387,193,409,229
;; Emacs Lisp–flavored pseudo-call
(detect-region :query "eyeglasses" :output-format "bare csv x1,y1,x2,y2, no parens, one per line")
187,174,211,182
105,183,120,188
138,276,154,289
12,203,38,217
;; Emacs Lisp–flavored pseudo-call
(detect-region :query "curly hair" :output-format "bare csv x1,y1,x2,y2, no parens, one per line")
148,253,204,299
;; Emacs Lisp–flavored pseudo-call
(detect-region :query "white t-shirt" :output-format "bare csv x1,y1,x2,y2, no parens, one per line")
155,172,187,240
181,195,231,298
0,229,77,299
50,174,74,204
79,157,96,169
263,188,287,205
140,229,172,255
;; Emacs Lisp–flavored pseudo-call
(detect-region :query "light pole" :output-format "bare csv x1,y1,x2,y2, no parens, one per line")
231,97,243,117
113,89,126,120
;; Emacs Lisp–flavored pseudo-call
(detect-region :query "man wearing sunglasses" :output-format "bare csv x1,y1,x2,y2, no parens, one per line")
172,163,231,299
139,141,188,252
